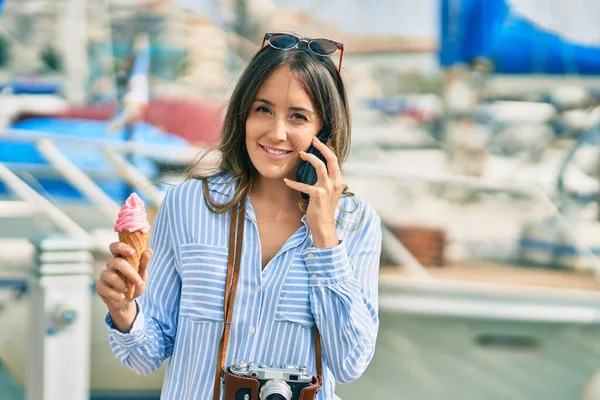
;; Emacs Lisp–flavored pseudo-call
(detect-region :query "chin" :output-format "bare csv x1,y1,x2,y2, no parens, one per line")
254,164,294,181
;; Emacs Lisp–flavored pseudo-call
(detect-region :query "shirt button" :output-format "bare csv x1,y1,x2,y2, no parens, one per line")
311,274,317,280
307,253,316,260
256,285,262,293
248,326,256,334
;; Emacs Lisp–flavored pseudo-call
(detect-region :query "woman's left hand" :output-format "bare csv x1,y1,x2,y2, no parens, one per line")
284,136,343,248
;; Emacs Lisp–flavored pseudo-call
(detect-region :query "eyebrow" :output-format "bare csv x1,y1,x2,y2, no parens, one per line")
254,98,314,114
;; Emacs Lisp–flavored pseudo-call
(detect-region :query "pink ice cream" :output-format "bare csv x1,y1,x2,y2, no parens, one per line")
114,193,151,233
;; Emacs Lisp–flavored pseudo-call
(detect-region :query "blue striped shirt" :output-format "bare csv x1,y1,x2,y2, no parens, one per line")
104,173,382,399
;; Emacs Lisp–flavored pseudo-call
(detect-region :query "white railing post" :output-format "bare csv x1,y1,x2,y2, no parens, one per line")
103,149,164,208
26,236,93,400
36,139,121,220
0,164,91,240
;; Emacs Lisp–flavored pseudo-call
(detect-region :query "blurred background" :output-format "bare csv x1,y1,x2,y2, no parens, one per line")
0,0,600,399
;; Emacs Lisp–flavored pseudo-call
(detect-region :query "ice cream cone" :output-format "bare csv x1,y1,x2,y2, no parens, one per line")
114,193,152,301
118,230,147,300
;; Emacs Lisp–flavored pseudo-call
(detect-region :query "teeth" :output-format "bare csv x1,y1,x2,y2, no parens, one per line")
264,147,289,155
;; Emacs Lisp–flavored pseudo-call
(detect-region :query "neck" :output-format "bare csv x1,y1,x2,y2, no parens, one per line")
251,176,302,210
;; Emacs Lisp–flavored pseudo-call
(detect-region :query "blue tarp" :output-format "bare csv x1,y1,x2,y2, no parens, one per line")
0,118,188,201
440,0,600,74
0,81,61,95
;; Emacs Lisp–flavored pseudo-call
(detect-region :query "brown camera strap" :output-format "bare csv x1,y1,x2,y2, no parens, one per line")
213,203,245,400
213,202,323,400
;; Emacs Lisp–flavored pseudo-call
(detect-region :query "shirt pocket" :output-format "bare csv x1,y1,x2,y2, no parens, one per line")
274,259,314,328
179,243,229,322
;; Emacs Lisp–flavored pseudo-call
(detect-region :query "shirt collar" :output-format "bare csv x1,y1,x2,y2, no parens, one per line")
206,171,310,227
205,171,236,198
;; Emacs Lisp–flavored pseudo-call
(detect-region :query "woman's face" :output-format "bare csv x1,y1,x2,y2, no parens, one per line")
245,65,322,182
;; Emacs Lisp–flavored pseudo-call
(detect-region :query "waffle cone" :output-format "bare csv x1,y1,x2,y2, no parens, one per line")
118,230,147,300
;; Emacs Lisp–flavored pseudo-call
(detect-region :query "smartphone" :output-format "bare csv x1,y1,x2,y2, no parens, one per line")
295,128,331,200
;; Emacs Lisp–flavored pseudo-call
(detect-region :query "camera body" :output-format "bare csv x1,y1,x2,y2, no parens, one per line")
222,359,320,400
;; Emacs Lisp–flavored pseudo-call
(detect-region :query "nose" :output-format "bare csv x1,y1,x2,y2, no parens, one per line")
268,118,287,142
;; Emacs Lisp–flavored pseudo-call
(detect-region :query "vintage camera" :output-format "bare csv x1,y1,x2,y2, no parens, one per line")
222,359,320,400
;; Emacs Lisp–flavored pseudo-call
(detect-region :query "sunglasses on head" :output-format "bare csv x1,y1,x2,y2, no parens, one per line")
261,32,344,74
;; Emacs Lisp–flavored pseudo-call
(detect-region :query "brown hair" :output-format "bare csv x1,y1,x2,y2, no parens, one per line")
187,42,352,214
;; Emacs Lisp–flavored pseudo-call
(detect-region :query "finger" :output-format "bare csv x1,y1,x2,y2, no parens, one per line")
311,136,342,181
299,151,328,182
284,178,318,197
101,269,127,293
107,257,143,286
139,249,153,282
109,241,135,258
96,280,126,302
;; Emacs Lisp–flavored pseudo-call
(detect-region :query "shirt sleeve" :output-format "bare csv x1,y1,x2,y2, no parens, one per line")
104,187,181,376
304,201,382,383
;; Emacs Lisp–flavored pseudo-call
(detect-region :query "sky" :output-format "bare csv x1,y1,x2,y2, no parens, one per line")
271,0,438,37
177,0,437,37
507,0,600,45
176,0,600,44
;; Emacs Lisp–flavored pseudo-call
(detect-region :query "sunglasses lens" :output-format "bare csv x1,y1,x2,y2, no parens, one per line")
308,39,339,55
269,34,299,50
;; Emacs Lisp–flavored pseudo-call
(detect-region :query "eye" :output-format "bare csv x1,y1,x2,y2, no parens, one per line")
291,113,308,122
256,105,272,114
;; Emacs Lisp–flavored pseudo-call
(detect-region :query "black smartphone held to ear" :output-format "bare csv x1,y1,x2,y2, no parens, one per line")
295,128,331,200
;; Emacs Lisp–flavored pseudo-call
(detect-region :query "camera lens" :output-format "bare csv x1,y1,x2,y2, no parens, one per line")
259,380,292,400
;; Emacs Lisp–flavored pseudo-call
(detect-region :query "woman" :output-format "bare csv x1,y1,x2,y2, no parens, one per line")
96,33,382,399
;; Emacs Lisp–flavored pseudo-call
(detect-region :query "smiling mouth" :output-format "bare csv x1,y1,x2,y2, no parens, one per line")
261,145,293,156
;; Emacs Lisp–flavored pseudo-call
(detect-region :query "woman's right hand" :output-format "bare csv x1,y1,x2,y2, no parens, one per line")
96,242,152,332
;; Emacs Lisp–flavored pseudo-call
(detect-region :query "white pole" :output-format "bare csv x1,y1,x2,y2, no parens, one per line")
62,0,88,105
27,237,92,400
0,200,36,218
36,139,121,220
103,149,164,208
344,163,538,194
0,163,90,239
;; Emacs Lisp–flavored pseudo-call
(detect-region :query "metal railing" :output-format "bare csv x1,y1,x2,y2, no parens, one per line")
2,127,599,277
0,128,213,244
